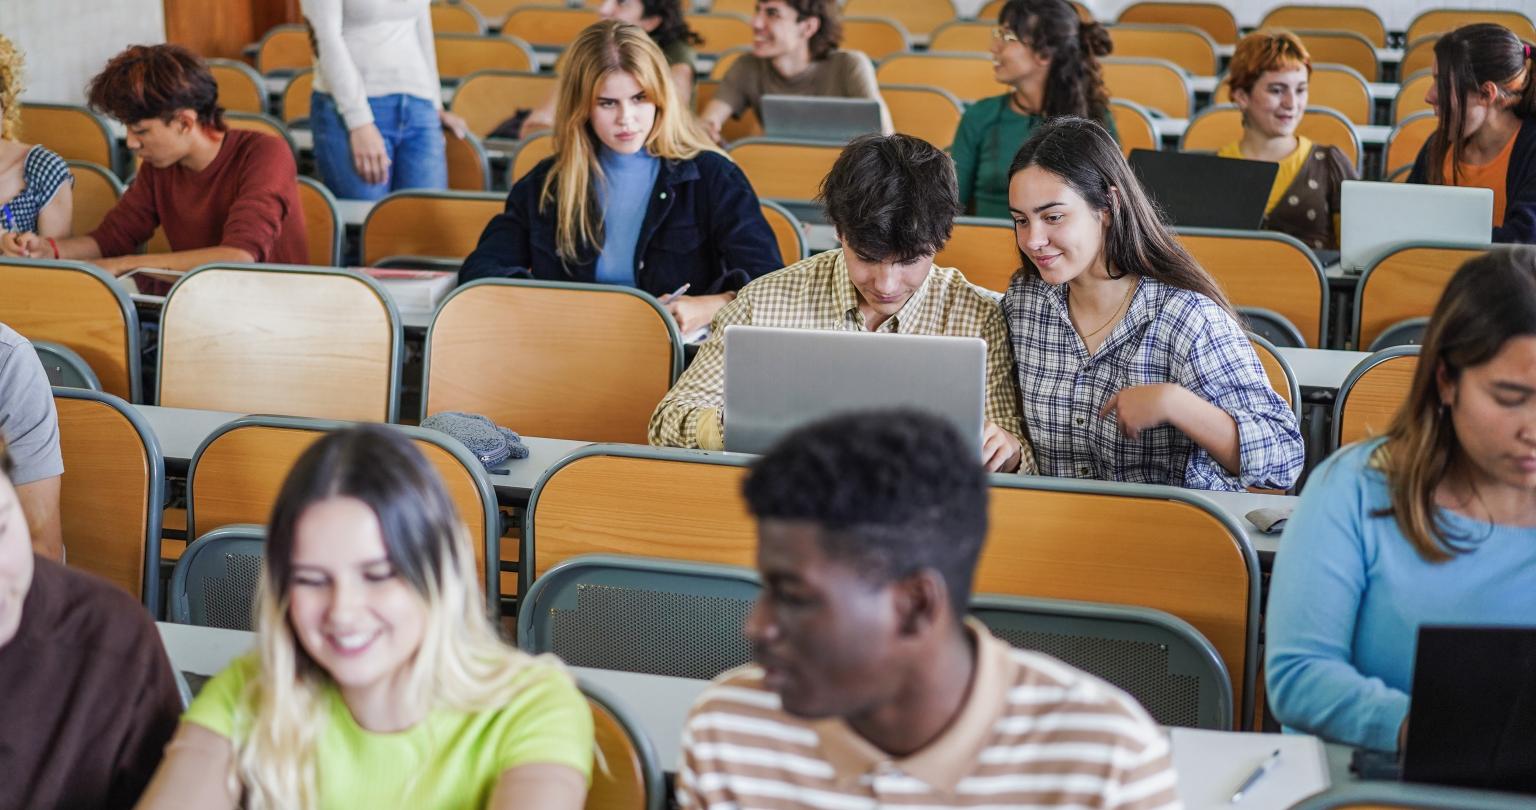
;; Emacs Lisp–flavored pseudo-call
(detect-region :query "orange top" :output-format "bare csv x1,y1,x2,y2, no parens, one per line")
1443,122,1523,226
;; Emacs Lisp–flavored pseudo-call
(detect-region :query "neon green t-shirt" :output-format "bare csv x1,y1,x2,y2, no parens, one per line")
185,655,593,809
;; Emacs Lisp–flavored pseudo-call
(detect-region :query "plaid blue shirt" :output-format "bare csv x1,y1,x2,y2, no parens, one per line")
1003,274,1303,491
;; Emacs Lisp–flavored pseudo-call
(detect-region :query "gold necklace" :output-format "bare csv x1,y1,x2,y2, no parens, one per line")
1072,280,1136,340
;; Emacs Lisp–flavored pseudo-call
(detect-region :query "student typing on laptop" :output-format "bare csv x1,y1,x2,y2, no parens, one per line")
1266,247,1536,753
647,133,1033,473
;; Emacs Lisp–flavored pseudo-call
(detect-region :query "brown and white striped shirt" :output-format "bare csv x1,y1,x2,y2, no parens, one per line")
676,623,1181,810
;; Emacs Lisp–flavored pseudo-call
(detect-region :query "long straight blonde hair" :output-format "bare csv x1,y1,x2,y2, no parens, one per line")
235,427,557,808
544,19,722,262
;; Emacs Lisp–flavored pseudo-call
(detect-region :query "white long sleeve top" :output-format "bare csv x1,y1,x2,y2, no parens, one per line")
300,0,443,129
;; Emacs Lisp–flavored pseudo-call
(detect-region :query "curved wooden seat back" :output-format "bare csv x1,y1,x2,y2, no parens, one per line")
1386,112,1436,178
425,281,680,443
159,266,398,421
842,17,912,61
881,84,965,150
445,131,491,191
688,12,754,53
1183,105,1360,170
1177,228,1326,347
1399,36,1439,79
760,200,806,264
54,389,163,610
189,420,494,605
20,104,116,168
1356,244,1486,349
844,0,955,36
694,79,762,141
1259,5,1386,47
510,131,555,184
361,190,505,265
434,34,536,78
208,59,267,114
296,176,343,266
0,259,139,400
875,53,999,103
451,70,558,138
1406,10,1535,44
1108,24,1218,76
282,69,315,123
708,46,750,79
1117,1,1237,44
935,218,1019,293
66,160,124,238
502,6,602,47
1295,31,1378,81
256,25,314,73
1394,72,1434,124
432,2,487,34
584,690,659,810
1335,351,1419,449
983,479,1256,726
1249,337,1298,415
928,21,994,52
1109,99,1159,156
461,0,556,26
224,112,299,159
1101,58,1192,119
726,138,842,202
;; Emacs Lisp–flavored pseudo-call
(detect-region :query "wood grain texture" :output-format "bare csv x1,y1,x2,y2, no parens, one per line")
845,0,955,36
67,161,122,239
501,7,602,47
1407,10,1534,44
19,105,114,167
842,18,911,61
56,396,153,601
1110,101,1159,157
1386,115,1435,177
1296,32,1379,82
1109,25,1219,75
434,35,533,79
210,63,266,114
1251,339,1295,409
876,53,999,103
1101,60,1191,119
450,71,558,138
728,141,843,201
296,179,339,265
586,698,649,810
426,284,675,443
282,70,314,123
1399,36,1437,79
1357,246,1485,349
361,191,505,264
431,3,485,34
1179,232,1326,347
0,261,135,399
928,22,993,53
883,85,965,151
1260,5,1386,47
1118,2,1238,44
760,204,804,264
510,134,554,185
688,13,754,53
936,221,1018,294
255,26,313,73
1338,355,1418,447
1394,74,1433,124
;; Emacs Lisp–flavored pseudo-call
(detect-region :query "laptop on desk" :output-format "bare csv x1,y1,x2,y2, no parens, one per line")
1127,149,1278,230
722,325,985,456
1339,181,1493,274
759,95,884,143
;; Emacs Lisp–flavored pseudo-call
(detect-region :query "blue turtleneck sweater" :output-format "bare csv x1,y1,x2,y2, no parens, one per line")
594,145,660,287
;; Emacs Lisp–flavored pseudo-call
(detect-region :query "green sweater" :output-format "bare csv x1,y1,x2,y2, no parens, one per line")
951,94,1119,219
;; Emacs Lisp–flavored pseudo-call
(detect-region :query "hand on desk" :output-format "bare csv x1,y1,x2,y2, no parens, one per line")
664,292,733,336
1,231,44,258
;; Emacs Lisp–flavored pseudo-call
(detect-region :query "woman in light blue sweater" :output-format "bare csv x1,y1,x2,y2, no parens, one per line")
1266,246,1536,753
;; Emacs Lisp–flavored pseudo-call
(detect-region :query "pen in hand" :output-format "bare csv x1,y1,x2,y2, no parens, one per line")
660,282,690,304
1229,748,1281,804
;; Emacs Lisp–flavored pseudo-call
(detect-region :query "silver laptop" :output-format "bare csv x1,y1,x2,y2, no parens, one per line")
722,325,986,455
1340,181,1493,273
759,95,884,143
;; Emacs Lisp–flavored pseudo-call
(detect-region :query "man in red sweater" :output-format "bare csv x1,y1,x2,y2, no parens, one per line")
0,44,307,273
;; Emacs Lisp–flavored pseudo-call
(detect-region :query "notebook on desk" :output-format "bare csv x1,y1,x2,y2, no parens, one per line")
1339,181,1493,274
1127,149,1278,230
1170,727,1331,807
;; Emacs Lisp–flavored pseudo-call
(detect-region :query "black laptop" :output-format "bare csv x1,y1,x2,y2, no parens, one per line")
1399,626,1536,794
1127,149,1279,230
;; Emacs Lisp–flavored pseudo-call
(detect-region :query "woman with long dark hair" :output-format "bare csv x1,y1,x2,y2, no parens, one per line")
1002,117,1303,491
950,0,1115,218
1408,23,1536,243
1267,247,1536,751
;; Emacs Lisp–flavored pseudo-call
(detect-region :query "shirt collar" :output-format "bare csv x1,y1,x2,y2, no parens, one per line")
1044,274,1152,355
810,619,1014,794
831,249,938,334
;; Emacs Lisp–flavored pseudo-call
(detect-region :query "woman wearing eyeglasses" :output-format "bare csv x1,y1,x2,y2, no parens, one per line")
950,0,1115,219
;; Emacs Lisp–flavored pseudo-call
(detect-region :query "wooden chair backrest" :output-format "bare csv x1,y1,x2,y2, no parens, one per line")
1259,5,1386,46
1386,112,1436,177
1183,106,1360,170
726,138,842,202
709,0,754,14
502,6,602,47
1399,36,1439,79
1337,353,1418,448
0,260,137,400
55,392,159,607
208,60,267,114
451,70,558,138
1357,244,1486,349
1407,10,1535,44
1118,1,1238,44
694,79,762,141
709,46,750,79
256,25,313,73
935,219,1018,293
461,0,553,25
1108,24,1218,75
1249,338,1296,412
1295,31,1379,82
928,21,993,53
282,69,314,122
20,104,115,168
510,132,555,184
759,201,806,264
1178,229,1327,347
190,422,491,591
66,160,123,238
585,695,650,810
1394,72,1434,124
1109,99,1159,156
434,34,535,78
224,113,297,158
445,132,491,191
1214,65,1370,125
844,0,955,36
159,267,396,421
842,16,911,61
426,281,678,442
1101,58,1192,119
880,84,965,150
296,176,342,266
431,1,486,34
361,190,505,265
875,53,999,103
688,12,754,53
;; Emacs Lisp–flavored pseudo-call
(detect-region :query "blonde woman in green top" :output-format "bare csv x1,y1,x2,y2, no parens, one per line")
952,0,1115,219
135,427,592,810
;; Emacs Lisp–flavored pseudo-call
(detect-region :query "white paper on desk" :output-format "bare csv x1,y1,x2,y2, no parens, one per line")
1170,727,1329,809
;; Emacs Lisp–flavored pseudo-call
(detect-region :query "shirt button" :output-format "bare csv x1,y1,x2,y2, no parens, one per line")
1078,466,1090,475
659,192,667,199
1075,417,1085,426
638,261,645,269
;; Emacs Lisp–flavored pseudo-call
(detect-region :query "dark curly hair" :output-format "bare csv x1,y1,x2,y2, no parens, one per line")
86,43,225,130
643,0,702,49
999,0,1112,120
818,133,962,262
776,0,843,61
742,409,989,619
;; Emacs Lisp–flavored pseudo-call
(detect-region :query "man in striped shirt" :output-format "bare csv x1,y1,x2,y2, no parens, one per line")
676,410,1182,810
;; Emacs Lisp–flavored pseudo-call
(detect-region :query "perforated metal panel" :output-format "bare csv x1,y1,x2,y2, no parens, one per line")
992,628,1201,728
549,584,753,679
198,552,263,631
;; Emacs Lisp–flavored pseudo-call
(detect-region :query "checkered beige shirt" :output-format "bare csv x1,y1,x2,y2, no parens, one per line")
647,249,1035,472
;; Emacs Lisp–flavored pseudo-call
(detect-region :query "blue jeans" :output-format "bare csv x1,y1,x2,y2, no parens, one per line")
310,92,447,200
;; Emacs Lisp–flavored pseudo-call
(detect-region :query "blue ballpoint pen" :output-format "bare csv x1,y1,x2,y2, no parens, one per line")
1,203,13,232
1229,748,1281,803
